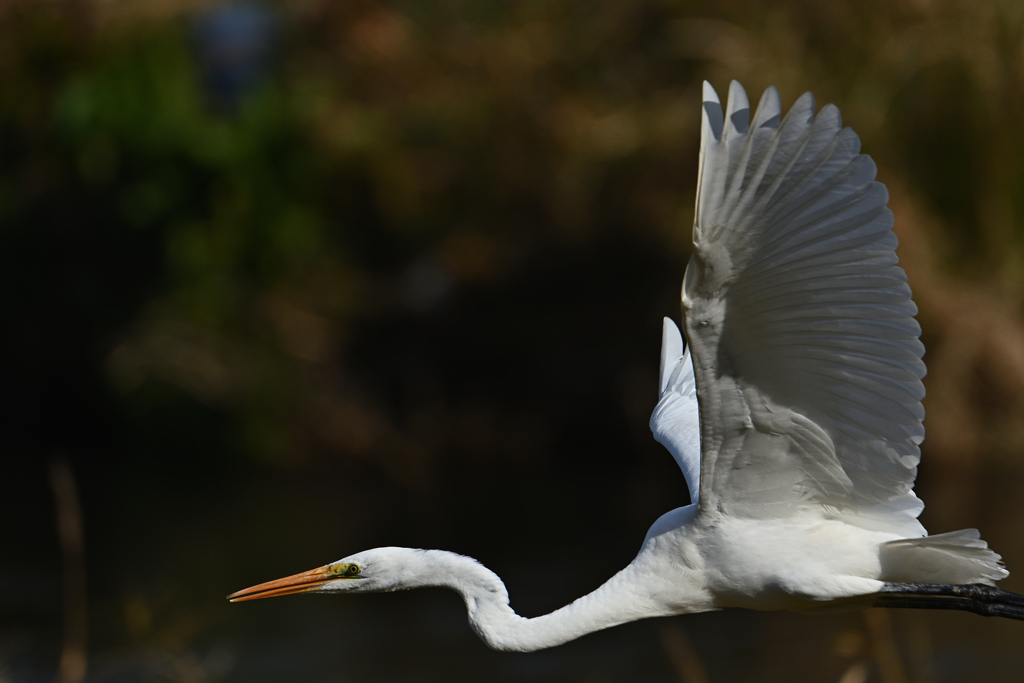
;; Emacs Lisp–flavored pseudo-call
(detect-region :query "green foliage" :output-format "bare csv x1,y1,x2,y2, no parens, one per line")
6,0,1024,471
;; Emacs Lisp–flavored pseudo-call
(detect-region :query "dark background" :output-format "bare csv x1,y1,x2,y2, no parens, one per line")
3,1,1024,681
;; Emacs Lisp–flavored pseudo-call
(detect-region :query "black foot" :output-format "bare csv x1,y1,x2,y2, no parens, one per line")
874,583,1024,620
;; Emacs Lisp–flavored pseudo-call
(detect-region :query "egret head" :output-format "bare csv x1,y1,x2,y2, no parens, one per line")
228,547,419,602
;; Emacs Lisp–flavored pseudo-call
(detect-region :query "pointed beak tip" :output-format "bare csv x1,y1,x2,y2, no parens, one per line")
227,565,337,603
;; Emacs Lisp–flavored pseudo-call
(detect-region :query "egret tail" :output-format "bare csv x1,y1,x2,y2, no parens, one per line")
878,529,1008,585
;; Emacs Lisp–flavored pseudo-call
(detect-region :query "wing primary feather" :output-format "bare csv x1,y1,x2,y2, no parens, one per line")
751,86,782,129
701,81,724,142
695,81,724,244
725,80,751,138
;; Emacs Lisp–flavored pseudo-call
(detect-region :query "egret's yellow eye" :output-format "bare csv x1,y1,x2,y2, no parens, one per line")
331,562,361,577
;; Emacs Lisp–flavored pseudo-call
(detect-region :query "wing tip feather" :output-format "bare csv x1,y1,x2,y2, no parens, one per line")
702,81,724,142
789,90,817,124
753,85,782,129
726,80,750,136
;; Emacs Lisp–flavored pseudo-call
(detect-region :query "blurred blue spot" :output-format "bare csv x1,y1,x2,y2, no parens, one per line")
192,2,277,114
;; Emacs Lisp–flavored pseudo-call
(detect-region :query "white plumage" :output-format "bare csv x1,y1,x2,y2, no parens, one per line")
230,81,1022,651
685,80,927,534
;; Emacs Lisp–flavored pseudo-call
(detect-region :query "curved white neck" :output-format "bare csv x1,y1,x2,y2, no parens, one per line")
405,549,673,652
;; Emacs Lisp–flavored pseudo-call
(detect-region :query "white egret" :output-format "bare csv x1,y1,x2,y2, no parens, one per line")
230,81,1024,651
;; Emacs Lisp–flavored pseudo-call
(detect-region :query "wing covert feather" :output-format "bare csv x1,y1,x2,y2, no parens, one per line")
684,81,925,536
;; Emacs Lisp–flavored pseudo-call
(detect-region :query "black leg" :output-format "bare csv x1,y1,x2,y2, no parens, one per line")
873,583,1024,620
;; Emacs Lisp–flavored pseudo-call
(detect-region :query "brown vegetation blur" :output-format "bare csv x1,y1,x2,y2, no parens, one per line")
2,0,1024,681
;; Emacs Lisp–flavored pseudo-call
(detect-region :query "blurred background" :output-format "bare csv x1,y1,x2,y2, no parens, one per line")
3,0,1024,681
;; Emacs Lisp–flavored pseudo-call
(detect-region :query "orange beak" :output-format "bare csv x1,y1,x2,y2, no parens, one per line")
228,565,342,602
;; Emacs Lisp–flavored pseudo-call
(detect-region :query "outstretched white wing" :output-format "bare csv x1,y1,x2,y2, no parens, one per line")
650,317,701,505
684,81,926,536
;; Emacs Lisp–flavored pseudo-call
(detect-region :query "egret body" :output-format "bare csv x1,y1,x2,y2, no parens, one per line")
230,81,1024,651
